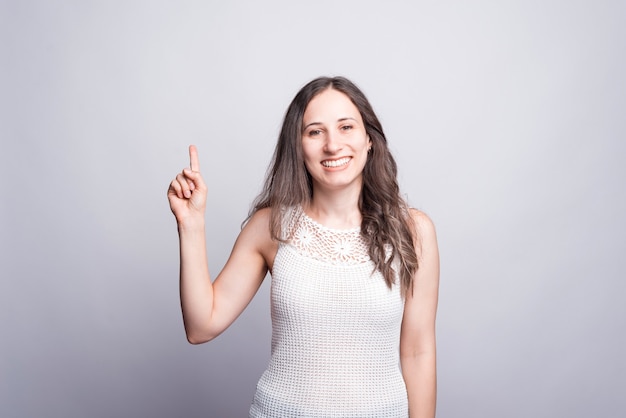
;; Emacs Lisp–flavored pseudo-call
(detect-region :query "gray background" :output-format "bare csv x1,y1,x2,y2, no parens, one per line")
1,0,625,417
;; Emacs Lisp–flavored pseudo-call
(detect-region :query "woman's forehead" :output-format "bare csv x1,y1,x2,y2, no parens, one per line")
303,89,361,124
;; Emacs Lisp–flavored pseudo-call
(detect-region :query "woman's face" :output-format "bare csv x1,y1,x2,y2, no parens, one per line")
301,88,371,195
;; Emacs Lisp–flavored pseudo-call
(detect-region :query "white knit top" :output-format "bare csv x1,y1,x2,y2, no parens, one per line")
249,207,408,417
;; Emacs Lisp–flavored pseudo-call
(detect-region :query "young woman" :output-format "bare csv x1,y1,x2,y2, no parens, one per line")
167,76,440,417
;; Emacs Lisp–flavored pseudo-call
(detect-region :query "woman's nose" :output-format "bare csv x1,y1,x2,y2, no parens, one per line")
323,130,342,153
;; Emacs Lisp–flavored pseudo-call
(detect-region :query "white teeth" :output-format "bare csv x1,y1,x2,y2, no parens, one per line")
322,157,350,168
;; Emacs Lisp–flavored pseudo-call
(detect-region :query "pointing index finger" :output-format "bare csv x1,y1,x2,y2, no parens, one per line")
189,145,200,172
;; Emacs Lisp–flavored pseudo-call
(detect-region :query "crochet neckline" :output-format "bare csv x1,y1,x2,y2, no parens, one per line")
285,206,370,265
299,207,361,234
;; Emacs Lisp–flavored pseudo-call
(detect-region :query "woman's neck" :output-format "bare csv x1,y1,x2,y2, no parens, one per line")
305,187,362,230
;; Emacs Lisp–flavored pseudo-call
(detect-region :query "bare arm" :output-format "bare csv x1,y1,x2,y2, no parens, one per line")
400,210,440,418
168,146,274,344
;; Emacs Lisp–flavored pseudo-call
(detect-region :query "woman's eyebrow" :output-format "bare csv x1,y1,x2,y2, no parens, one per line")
303,117,358,130
303,121,323,130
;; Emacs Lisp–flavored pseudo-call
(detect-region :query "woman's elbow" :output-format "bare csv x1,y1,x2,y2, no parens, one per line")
185,328,219,345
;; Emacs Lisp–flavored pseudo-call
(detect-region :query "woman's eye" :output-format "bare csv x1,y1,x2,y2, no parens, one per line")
309,129,321,136
341,125,353,131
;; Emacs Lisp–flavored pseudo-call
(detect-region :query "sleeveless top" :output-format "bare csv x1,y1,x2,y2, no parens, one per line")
249,206,408,417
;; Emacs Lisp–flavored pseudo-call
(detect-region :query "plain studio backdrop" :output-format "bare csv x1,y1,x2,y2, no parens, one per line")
1,1,625,417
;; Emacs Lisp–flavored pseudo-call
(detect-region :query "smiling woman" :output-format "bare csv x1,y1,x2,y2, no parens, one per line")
167,76,440,418
301,88,372,195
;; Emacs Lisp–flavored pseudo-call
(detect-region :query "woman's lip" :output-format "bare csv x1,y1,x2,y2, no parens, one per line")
321,157,352,168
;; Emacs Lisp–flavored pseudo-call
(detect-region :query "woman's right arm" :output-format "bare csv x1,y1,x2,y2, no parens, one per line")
168,145,272,344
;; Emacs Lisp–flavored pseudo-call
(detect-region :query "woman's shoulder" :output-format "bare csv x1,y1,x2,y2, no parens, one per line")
407,208,438,255
245,207,272,233
241,207,273,243
408,208,435,229
249,206,272,219
241,207,278,265
247,205,310,244
408,208,437,242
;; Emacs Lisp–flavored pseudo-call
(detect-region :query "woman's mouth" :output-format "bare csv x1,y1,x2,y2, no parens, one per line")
321,157,351,168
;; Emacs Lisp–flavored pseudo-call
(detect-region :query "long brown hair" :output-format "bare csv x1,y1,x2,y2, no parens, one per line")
250,76,419,295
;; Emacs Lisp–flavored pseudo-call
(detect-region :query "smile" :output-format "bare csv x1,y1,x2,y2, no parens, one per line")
321,157,351,168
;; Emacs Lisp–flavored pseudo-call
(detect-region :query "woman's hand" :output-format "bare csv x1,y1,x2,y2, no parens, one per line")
167,145,207,226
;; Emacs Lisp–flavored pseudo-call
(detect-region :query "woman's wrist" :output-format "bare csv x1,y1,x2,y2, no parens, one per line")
177,216,206,234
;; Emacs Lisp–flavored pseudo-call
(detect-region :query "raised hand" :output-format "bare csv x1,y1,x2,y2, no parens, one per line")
168,145,207,225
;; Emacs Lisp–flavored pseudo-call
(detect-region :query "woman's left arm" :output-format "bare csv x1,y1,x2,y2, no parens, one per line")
400,210,440,418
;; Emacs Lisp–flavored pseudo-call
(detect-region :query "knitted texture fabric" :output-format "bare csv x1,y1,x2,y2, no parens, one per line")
249,207,408,417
